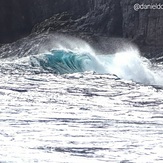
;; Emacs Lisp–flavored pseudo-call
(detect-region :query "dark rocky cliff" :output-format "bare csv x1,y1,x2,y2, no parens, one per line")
0,0,90,43
121,0,163,57
0,0,163,57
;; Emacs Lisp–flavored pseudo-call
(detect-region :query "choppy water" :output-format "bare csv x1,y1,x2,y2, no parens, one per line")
0,34,163,163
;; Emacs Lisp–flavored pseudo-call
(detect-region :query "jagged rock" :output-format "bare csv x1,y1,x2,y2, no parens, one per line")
32,0,123,38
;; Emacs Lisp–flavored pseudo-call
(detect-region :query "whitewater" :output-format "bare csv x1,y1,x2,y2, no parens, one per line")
0,34,163,163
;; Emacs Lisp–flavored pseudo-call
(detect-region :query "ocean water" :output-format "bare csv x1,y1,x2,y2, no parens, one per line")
0,35,163,163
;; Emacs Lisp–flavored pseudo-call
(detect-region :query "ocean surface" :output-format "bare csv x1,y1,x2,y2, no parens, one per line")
0,34,163,163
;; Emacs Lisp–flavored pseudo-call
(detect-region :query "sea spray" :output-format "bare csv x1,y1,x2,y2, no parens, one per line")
104,48,156,84
1,34,162,85
30,36,161,85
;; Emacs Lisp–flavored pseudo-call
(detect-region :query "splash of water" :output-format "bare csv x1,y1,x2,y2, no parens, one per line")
99,48,156,85
30,35,163,86
1,34,162,85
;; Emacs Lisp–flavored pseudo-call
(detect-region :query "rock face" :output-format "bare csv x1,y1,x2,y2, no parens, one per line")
121,0,163,57
0,0,31,43
121,0,163,45
0,0,90,43
32,0,122,37
0,0,163,57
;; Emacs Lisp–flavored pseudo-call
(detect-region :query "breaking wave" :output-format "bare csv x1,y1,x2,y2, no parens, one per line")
30,43,159,85
1,34,162,85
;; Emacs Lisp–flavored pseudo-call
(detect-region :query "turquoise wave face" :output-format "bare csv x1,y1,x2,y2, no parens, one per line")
30,50,98,74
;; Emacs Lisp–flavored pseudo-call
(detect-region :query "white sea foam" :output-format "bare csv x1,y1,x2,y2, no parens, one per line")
98,48,156,85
